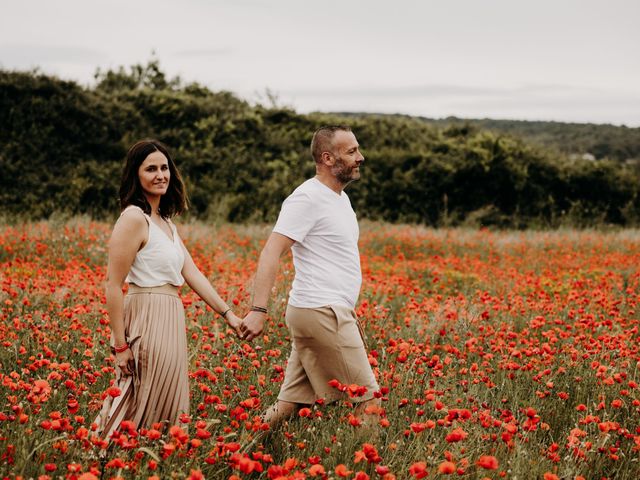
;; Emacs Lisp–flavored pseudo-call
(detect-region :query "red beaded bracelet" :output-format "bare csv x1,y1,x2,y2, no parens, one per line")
114,343,129,353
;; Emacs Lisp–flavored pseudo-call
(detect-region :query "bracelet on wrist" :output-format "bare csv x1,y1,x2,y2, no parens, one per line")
220,308,232,319
114,343,129,353
250,305,268,314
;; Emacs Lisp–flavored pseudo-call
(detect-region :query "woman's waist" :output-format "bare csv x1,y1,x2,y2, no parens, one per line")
126,283,180,297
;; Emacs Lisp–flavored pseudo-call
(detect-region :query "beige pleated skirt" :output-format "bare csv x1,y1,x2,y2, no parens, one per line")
95,284,189,440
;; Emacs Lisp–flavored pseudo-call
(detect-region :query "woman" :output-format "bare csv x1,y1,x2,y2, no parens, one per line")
95,139,241,439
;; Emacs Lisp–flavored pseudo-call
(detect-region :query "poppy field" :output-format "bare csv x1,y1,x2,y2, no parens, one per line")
1,220,639,479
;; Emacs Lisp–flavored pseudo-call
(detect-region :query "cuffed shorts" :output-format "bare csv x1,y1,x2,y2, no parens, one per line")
278,304,379,405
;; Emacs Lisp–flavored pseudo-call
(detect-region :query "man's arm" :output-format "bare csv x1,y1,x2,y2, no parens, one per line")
240,232,295,342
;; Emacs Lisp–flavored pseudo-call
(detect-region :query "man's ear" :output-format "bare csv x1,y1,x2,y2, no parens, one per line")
320,151,334,166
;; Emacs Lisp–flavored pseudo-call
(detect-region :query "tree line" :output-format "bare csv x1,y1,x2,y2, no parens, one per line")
1,61,639,227
416,117,640,164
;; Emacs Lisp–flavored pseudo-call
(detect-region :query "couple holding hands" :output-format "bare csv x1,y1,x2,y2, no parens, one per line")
96,126,380,441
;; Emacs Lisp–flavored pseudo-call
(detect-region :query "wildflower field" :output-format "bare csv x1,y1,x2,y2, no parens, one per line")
1,220,639,479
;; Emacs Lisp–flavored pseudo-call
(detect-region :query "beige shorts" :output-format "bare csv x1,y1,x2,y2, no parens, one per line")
278,304,379,405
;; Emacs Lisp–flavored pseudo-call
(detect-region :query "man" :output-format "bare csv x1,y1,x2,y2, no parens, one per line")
240,125,380,428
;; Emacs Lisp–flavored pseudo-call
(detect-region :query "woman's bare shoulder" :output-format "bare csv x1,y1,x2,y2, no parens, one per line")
114,207,148,234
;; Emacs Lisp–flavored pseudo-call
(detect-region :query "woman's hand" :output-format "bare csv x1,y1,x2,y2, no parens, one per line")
115,348,135,377
225,311,243,337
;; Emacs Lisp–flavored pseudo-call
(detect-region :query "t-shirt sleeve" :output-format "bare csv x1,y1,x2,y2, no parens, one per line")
273,190,316,243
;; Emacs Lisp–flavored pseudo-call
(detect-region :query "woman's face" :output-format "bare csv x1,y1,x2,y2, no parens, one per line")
138,150,171,198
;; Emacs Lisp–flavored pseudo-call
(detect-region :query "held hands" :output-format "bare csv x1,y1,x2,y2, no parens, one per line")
220,307,265,342
224,311,243,337
239,311,266,342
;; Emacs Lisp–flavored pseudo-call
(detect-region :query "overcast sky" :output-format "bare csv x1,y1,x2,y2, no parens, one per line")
2,0,639,126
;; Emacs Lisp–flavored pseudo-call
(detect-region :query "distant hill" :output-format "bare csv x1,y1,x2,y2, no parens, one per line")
337,113,640,163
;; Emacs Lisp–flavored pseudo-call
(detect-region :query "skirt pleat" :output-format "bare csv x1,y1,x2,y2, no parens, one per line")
95,285,189,440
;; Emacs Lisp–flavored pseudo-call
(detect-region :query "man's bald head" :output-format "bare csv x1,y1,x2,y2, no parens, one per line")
310,125,352,164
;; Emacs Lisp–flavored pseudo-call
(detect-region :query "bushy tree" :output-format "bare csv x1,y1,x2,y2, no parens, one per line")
1,63,639,227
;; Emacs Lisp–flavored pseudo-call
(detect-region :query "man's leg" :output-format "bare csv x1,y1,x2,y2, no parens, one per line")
241,400,304,452
269,307,318,429
262,400,304,429
355,397,382,427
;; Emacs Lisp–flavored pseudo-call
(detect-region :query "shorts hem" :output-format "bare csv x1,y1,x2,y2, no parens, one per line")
349,391,378,403
277,389,378,406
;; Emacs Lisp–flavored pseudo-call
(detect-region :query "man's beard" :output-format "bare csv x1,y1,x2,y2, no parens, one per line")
332,156,360,185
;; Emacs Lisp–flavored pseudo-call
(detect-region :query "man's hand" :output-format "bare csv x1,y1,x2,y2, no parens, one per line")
240,311,266,342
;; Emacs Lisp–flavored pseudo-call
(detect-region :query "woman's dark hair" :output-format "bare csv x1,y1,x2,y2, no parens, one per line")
119,139,188,218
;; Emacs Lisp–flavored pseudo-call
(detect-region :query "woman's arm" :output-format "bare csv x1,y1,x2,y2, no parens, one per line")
179,239,242,334
105,211,147,374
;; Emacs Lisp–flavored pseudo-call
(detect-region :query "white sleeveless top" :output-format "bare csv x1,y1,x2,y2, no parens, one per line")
122,205,185,287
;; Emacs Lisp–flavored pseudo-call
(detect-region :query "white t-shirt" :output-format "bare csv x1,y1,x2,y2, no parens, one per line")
273,177,361,309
